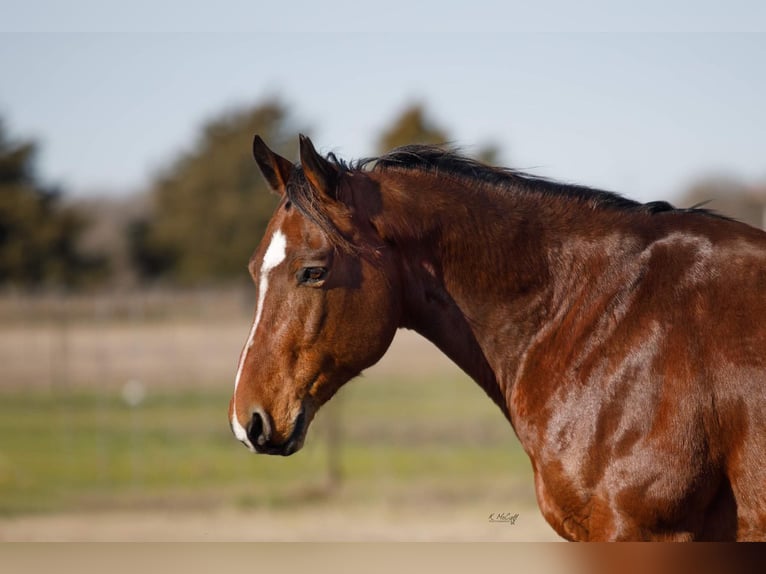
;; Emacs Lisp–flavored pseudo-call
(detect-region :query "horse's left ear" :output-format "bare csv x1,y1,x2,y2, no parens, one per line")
299,134,339,201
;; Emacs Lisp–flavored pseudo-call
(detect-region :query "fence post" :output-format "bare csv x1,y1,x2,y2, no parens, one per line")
52,289,70,390
325,392,344,490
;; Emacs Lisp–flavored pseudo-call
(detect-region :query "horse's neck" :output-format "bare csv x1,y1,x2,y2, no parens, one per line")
380,174,623,417
396,240,510,416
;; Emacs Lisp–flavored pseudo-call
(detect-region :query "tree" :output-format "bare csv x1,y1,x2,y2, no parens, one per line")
0,120,105,289
133,99,304,284
376,102,502,165
680,176,766,230
376,103,450,154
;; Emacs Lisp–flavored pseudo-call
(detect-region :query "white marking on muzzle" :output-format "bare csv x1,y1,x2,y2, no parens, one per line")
231,229,287,446
231,414,255,451
231,406,272,452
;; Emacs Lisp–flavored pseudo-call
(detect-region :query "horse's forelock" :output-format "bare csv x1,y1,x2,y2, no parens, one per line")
285,168,359,255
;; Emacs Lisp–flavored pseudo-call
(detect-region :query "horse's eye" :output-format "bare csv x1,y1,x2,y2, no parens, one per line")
298,267,327,286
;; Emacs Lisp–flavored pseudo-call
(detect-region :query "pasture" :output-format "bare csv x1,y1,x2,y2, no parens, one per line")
0,290,558,540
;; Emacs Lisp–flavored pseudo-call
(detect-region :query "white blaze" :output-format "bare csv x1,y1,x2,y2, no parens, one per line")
231,229,287,446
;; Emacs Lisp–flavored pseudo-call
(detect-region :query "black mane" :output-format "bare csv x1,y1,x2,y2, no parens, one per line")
362,144,677,214
286,144,727,254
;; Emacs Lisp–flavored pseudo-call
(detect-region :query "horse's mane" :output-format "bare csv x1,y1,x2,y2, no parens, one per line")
286,144,726,253
359,145,677,214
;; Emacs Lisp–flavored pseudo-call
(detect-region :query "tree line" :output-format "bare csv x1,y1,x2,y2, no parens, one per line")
0,99,497,290
1,98,761,291
0,120,108,290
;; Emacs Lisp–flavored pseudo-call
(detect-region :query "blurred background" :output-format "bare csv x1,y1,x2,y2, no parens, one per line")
1,1,764,541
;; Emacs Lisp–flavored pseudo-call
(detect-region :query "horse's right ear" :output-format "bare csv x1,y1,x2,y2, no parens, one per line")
252,135,294,196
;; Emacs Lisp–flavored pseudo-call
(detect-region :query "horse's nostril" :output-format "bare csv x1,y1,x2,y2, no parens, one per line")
247,412,264,446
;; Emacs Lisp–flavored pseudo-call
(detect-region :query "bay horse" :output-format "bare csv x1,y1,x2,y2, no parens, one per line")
229,134,766,541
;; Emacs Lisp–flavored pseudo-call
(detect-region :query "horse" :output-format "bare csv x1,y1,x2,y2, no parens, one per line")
229,134,766,541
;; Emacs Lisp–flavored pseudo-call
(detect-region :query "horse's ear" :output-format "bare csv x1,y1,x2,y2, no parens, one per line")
253,135,294,196
299,134,339,201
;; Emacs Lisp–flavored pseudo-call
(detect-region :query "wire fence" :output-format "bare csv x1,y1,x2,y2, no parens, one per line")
0,287,253,391
0,287,473,497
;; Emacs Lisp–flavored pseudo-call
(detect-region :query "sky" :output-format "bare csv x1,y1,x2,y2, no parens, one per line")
1,1,765,203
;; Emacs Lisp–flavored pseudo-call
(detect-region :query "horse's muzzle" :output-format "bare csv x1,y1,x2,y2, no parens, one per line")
244,408,306,456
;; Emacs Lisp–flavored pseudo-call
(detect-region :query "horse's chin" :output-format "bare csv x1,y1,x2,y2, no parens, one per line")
253,439,304,457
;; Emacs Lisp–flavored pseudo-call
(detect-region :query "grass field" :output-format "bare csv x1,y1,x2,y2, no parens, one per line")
0,375,534,517
0,292,558,540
